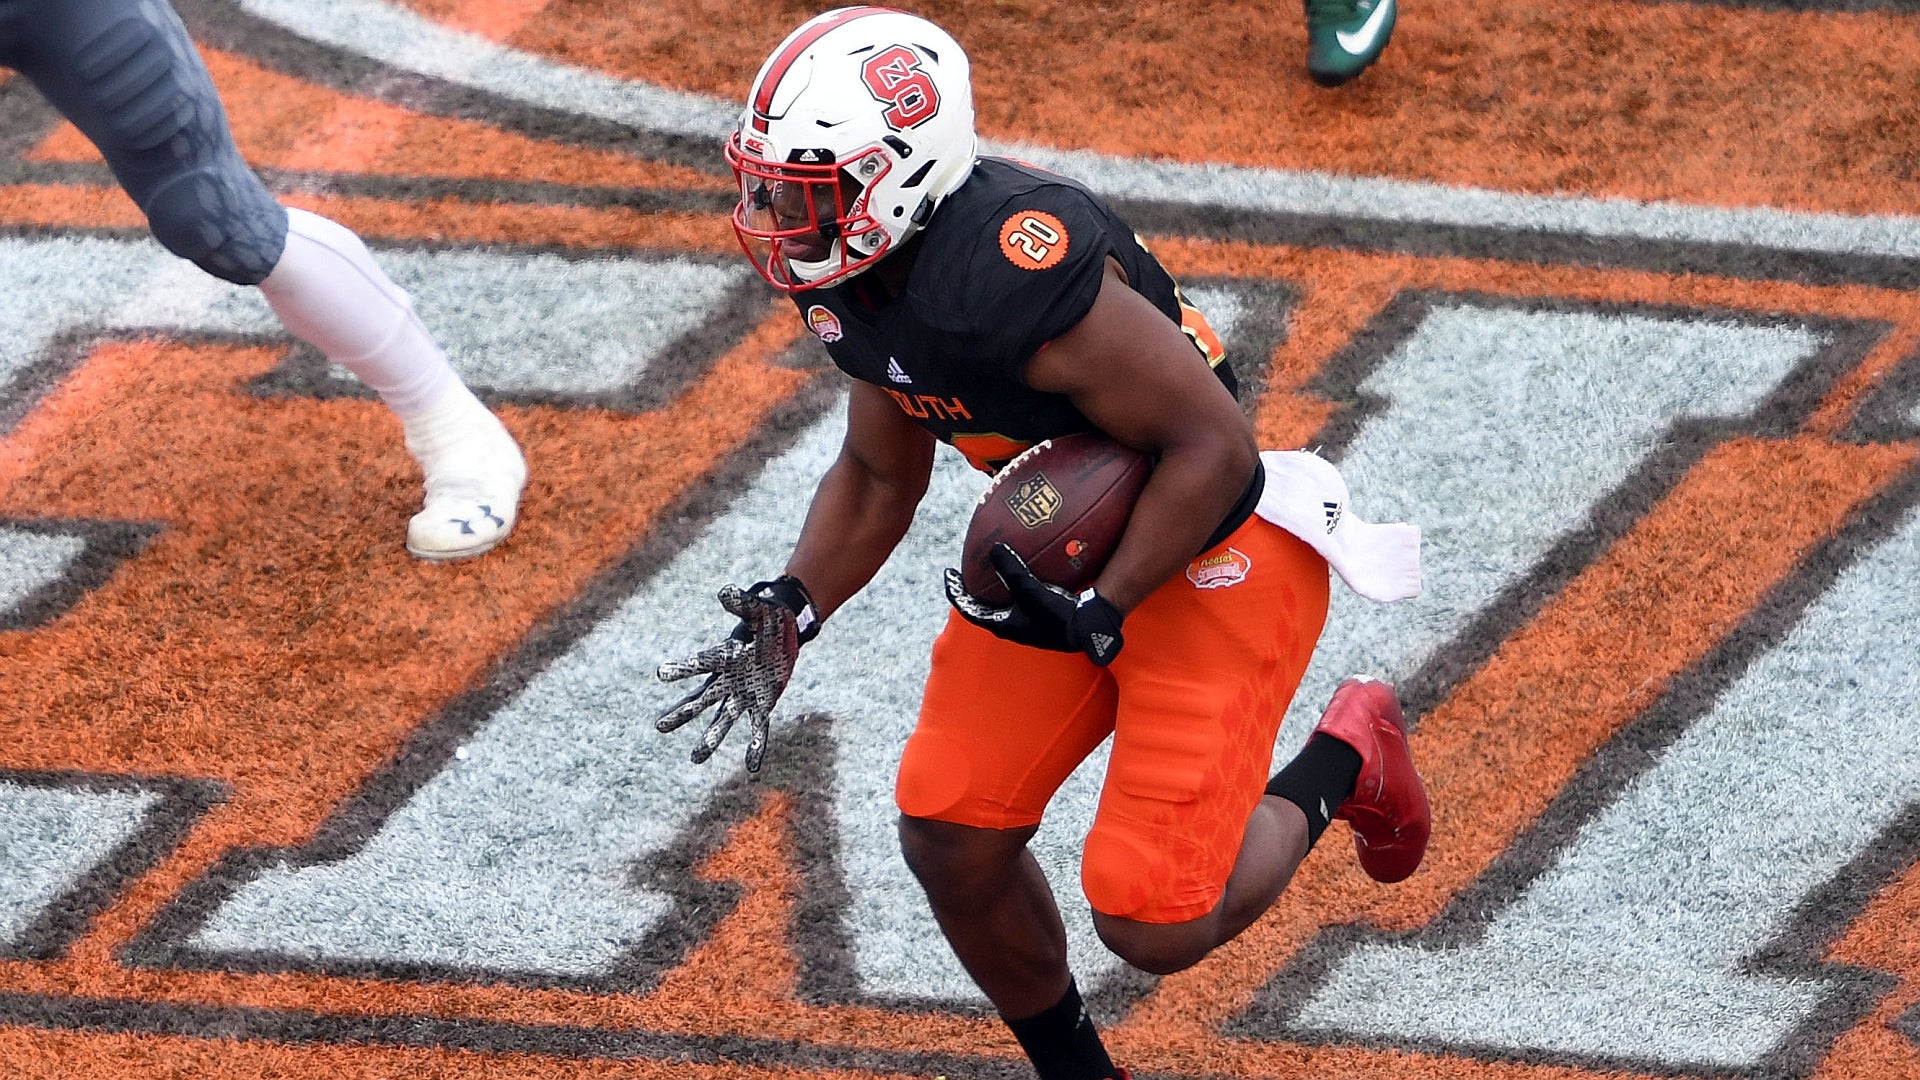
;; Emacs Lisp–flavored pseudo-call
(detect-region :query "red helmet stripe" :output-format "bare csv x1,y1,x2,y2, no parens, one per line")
750,6,899,133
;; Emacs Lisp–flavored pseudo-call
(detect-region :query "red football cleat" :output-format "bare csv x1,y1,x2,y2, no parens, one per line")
1312,676,1430,883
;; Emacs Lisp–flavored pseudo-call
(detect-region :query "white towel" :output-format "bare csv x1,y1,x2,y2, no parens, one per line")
1255,449,1422,603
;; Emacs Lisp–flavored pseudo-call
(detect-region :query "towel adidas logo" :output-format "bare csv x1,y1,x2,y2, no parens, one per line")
1323,501,1343,533
886,357,912,384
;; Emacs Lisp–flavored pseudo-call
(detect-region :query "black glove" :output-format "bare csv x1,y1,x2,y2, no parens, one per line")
943,544,1126,666
655,576,819,772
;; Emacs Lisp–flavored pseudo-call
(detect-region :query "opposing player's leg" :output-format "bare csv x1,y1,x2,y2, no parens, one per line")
8,0,524,559
896,618,1123,1080
261,209,526,560
12,0,287,283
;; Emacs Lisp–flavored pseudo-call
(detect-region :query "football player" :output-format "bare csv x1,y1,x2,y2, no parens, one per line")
1,0,525,559
656,9,1429,1079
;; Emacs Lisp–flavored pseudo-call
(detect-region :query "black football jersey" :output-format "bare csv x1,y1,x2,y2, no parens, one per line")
793,157,1236,474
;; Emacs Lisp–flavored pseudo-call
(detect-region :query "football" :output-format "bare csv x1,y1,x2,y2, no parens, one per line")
959,432,1153,606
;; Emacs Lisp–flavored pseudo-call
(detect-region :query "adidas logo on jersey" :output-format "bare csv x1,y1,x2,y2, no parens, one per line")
886,357,912,384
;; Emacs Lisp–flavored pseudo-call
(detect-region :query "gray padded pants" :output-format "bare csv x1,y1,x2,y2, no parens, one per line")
1,0,287,283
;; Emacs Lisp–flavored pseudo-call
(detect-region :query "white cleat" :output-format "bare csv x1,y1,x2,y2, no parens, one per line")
402,394,528,561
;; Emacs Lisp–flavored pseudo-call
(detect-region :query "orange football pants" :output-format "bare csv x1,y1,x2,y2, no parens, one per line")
896,515,1331,924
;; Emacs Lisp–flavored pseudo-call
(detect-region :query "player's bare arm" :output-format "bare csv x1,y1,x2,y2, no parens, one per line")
1023,260,1258,614
651,379,935,773
784,379,939,618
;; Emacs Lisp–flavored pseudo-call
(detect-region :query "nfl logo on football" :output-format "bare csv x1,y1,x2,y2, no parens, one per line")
1008,475,1063,528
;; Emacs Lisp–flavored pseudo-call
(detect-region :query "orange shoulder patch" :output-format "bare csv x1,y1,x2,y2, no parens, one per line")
998,210,1069,271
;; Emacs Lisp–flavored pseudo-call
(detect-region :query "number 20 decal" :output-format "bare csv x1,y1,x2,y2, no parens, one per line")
861,45,940,130
999,210,1070,271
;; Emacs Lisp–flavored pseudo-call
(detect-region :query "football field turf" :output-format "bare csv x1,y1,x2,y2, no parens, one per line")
1,1,1918,1077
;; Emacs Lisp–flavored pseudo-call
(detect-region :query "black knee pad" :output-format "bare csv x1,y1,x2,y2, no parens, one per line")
143,165,288,285
19,0,290,284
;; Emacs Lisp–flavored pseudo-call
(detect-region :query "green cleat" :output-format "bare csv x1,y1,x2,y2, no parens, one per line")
1305,0,1396,87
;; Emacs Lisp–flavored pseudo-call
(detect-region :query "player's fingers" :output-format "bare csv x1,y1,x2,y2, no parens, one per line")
656,659,706,683
658,640,739,683
717,583,760,620
944,566,991,613
656,675,726,732
989,543,1056,606
987,542,1035,584
988,543,1056,605
744,712,771,774
691,693,745,764
990,538,1082,607
944,567,1023,628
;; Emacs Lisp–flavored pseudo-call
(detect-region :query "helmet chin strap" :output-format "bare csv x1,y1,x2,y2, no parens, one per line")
783,247,837,283
783,233,886,286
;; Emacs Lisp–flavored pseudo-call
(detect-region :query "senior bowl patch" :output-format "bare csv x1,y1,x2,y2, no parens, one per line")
1187,547,1252,589
998,210,1069,271
806,304,844,342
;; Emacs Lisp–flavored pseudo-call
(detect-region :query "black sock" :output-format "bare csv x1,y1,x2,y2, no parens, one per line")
1003,978,1117,1080
1264,733,1364,847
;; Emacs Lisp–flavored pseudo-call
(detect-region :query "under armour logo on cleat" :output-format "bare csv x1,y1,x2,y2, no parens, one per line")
448,505,507,535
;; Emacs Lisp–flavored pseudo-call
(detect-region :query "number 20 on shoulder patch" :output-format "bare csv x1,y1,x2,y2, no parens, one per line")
999,210,1069,271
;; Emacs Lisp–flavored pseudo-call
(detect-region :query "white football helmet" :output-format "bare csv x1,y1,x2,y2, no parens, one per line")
726,7,978,291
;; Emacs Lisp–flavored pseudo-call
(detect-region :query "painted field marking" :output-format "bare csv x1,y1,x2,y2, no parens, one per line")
1291,496,1920,1070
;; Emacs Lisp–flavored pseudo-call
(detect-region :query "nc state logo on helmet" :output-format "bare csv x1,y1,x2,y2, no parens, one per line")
726,7,979,292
